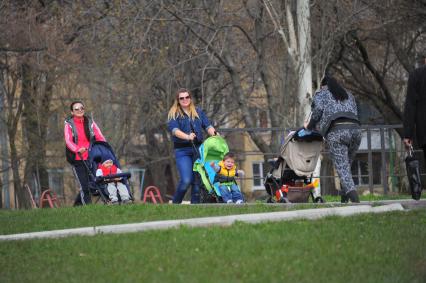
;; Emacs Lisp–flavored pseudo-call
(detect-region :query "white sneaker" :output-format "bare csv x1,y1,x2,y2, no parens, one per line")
226,200,233,204
235,200,243,204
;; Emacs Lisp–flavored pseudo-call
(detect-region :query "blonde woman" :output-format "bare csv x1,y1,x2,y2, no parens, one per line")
168,88,216,203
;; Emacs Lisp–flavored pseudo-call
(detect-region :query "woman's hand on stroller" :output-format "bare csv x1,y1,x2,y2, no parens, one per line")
303,120,309,130
78,147,87,154
187,132,197,141
210,161,216,167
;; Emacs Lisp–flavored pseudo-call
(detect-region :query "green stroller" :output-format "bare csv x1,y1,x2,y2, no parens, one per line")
193,136,240,203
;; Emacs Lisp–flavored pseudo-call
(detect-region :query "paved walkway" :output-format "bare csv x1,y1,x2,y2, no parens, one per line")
0,202,409,241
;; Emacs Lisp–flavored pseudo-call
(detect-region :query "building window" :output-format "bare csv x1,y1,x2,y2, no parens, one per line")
252,162,264,190
47,169,64,197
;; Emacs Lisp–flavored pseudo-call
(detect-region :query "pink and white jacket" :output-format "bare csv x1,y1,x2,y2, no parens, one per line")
64,116,106,161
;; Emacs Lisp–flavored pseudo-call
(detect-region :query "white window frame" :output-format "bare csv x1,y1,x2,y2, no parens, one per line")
252,161,265,191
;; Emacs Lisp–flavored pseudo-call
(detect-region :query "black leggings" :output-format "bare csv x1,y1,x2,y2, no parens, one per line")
72,161,92,205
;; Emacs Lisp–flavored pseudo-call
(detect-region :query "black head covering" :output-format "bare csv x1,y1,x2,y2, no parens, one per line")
322,75,348,101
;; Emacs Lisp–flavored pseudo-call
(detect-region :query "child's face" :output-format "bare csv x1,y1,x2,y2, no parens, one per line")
103,160,113,168
223,158,235,169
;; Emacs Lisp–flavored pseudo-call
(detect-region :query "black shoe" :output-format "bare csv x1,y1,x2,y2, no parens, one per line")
347,190,360,203
341,194,348,203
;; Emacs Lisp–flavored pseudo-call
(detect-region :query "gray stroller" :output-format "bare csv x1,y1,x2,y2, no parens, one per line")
264,128,324,203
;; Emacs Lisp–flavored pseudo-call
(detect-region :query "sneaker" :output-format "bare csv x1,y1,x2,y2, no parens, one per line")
226,200,233,204
235,200,244,204
111,201,119,205
122,199,132,205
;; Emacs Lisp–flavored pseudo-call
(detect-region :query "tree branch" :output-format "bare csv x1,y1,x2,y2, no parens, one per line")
351,32,402,120
0,47,47,53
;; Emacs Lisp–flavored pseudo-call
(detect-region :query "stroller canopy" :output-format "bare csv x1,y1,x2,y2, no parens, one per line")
89,141,121,174
193,136,229,194
279,129,323,177
198,136,229,162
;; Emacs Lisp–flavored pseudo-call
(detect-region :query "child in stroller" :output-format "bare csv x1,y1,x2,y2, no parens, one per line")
193,136,244,203
210,152,244,204
264,128,324,203
83,141,133,204
96,159,131,205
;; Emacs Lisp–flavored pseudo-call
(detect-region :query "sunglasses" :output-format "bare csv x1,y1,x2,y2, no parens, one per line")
179,96,191,101
73,107,85,111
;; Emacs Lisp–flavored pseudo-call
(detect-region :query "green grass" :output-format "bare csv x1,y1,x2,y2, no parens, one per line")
0,209,425,283
323,193,422,203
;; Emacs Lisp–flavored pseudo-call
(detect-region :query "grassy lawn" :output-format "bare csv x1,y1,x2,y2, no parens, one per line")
0,209,425,283
323,193,424,202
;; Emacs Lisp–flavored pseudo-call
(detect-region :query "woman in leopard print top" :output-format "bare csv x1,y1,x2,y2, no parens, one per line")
305,76,361,203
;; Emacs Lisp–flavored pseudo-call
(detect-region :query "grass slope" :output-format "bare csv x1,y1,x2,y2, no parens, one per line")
0,208,425,282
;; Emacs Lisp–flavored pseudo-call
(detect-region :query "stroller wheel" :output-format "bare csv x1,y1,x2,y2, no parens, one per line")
314,197,325,203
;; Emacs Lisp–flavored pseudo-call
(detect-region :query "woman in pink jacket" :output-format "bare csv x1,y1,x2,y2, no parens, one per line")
64,100,106,205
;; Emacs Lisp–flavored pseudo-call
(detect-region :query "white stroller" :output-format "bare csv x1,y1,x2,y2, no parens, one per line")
264,128,324,203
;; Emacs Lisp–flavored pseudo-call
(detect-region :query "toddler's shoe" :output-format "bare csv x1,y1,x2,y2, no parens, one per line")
235,199,244,204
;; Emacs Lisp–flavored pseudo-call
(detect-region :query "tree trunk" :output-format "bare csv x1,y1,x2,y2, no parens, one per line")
21,66,51,194
0,79,10,208
9,136,26,208
296,0,313,125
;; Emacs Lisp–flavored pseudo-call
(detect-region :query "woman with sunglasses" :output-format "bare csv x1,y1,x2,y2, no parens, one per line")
168,88,217,203
64,100,106,205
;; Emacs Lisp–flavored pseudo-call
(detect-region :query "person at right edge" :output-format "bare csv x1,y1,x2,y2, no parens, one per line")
304,75,361,203
403,52,426,170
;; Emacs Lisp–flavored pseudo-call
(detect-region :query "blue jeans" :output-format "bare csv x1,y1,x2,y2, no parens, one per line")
172,147,200,204
218,183,243,203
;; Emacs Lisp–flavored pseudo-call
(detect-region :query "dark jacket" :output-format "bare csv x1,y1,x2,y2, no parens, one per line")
403,65,426,146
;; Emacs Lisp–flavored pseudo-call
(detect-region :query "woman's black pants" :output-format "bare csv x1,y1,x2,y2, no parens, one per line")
72,160,92,205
